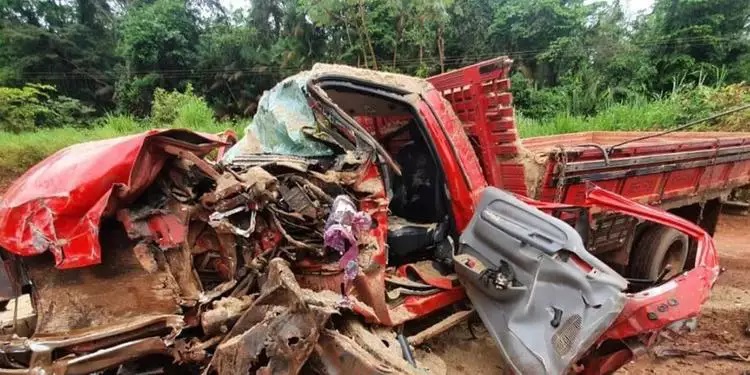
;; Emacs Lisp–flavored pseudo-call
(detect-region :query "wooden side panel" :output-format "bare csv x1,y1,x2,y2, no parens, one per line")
620,174,663,203
726,160,750,186
699,165,728,191
661,168,702,200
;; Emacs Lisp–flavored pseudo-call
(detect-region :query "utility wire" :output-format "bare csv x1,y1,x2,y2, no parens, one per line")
13,34,742,81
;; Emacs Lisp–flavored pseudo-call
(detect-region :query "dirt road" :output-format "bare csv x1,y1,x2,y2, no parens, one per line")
426,214,750,374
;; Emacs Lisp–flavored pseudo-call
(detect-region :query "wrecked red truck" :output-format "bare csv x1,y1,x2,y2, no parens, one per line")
0,56,747,374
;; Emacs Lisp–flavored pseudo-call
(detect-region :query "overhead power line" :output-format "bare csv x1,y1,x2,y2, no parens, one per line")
14,34,742,81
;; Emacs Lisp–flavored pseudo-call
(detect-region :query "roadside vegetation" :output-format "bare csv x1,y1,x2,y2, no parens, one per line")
518,82,750,137
0,88,239,181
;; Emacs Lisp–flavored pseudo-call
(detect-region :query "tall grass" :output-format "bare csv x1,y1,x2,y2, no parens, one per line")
517,96,682,137
0,86,244,182
0,114,241,181
517,83,750,138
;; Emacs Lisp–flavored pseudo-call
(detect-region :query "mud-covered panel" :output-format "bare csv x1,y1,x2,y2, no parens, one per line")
27,224,182,335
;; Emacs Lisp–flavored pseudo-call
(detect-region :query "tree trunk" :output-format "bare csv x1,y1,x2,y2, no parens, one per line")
437,25,445,73
393,14,404,69
358,0,378,70
343,12,357,64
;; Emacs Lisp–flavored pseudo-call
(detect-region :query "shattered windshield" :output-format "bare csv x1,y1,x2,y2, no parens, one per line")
224,73,335,161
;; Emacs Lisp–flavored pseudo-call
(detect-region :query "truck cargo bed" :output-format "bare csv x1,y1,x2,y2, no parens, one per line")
522,131,750,207
427,58,750,209
523,131,750,157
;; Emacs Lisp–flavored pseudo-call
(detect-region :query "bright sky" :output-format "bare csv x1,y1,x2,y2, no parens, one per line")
218,0,655,18
623,0,655,16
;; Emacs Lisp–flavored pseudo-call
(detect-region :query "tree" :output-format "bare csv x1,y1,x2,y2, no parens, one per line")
488,0,591,86
637,0,750,89
115,0,201,115
0,0,118,108
444,0,494,68
1,0,748,121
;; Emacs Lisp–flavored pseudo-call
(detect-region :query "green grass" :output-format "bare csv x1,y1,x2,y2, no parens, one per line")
0,115,241,181
517,96,683,138
517,83,749,138
0,86,246,183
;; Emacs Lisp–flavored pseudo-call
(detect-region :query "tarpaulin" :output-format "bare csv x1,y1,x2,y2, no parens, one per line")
225,73,334,161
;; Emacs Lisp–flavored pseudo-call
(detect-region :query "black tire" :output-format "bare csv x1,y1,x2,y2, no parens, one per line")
0,299,8,311
629,226,689,281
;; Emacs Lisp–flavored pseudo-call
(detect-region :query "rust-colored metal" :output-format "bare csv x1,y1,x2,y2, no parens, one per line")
26,227,184,335
201,296,253,336
46,337,170,375
211,259,338,375
310,323,421,375
162,143,222,180
0,315,182,374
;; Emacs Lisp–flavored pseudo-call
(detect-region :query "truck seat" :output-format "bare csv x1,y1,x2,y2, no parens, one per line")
387,216,448,265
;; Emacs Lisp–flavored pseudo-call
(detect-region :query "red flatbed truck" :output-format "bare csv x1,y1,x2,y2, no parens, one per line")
429,57,750,278
0,56,746,374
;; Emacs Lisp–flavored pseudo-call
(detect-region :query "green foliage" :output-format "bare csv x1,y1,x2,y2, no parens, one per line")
490,0,591,84
152,84,196,125
0,122,150,180
0,115,240,181
0,0,118,108
151,84,216,129
517,84,750,138
115,0,200,115
511,73,566,119
98,114,144,133
636,0,750,90
0,0,748,129
174,100,216,129
0,84,93,133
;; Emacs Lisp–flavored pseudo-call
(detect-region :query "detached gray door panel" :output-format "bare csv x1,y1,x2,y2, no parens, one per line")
456,187,627,375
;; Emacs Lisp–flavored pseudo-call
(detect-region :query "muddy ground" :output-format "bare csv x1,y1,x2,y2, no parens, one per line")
424,214,750,374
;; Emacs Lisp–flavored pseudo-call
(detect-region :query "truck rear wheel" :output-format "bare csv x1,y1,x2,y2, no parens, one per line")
629,226,688,281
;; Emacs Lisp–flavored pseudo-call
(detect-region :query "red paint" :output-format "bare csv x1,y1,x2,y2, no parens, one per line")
0,130,224,269
417,91,486,231
518,186,718,374
562,180,619,205
583,186,719,342
118,210,187,249
403,288,466,317
523,186,718,343
396,263,456,290
580,348,633,375
661,168,702,200
620,174,663,202
427,57,526,197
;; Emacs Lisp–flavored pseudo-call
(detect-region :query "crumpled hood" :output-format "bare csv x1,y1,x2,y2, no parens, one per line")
0,129,224,269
